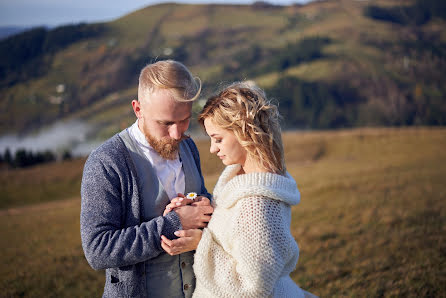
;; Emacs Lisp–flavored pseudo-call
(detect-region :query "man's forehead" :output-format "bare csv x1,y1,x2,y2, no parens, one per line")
145,88,193,105
144,87,175,102
152,112,192,122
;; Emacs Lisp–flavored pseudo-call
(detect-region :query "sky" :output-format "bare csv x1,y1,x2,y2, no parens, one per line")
0,0,310,28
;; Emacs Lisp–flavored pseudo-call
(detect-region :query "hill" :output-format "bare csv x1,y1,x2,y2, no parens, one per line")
0,0,445,141
1,127,445,296
0,26,28,40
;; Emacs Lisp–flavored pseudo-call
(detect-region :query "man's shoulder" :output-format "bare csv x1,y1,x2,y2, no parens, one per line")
86,133,128,165
182,137,198,153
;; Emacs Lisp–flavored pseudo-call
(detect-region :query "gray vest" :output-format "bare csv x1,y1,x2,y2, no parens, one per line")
120,130,201,298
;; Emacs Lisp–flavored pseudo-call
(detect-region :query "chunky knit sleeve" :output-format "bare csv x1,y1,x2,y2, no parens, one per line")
193,197,299,298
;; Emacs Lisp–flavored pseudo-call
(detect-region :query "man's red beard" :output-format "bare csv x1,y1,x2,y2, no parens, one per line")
144,132,190,160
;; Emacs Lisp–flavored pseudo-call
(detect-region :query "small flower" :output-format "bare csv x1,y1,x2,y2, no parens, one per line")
186,192,197,200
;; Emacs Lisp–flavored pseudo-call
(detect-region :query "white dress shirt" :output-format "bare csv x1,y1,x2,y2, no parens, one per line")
128,120,185,200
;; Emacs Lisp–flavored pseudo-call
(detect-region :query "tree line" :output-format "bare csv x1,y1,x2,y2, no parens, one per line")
364,0,446,26
0,148,72,169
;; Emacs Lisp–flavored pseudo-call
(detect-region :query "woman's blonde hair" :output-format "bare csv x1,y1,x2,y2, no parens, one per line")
198,81,286,175
138,60,201,102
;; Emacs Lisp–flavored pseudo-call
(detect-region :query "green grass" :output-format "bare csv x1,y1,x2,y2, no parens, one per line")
0,127,445,297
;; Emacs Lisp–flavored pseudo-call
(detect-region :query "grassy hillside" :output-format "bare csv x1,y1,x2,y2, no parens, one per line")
1,127,445,296
1,0,445,138
0,157,86,209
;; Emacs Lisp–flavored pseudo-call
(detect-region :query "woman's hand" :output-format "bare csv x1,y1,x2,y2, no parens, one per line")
163,193,212,216
163,193,190,216
161,229,203,256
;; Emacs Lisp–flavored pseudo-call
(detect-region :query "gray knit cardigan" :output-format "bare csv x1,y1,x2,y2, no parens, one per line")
80,133,209,297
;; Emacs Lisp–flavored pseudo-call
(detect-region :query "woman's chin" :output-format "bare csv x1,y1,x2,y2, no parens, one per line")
221,159,232,166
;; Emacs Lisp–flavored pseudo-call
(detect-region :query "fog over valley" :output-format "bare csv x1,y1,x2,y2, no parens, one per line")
0,120,101,157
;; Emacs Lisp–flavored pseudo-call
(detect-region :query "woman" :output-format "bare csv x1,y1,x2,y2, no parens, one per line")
162,82,311,297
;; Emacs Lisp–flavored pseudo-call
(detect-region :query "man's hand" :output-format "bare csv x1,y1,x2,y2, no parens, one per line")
192,196,211,206
161,229,202,256
174,197,213,229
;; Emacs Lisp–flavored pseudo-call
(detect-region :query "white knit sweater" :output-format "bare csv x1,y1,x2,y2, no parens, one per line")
193,164,305,298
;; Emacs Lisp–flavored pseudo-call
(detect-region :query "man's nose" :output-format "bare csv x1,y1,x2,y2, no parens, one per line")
169,124,182,140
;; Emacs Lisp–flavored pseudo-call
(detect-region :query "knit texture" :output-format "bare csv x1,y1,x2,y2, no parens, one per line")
193,164,305,298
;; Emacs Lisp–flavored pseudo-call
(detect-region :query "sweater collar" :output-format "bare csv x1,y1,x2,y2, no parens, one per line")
214,164,301,209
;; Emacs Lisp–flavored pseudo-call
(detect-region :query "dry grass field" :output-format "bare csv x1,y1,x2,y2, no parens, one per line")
1,127,445,297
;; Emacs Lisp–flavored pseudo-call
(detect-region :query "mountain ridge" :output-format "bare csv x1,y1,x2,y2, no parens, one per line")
0,0,445,140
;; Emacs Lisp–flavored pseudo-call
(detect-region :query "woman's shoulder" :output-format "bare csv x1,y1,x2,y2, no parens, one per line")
213,165,242,193
236,195,287,213
216,170,300,209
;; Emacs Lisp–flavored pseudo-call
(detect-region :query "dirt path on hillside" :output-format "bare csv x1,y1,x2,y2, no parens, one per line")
0,197,80,216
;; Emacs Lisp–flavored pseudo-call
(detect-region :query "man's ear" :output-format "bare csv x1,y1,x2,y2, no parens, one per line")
132,99,141,118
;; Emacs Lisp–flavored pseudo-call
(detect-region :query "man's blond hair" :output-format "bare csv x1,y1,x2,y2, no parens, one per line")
138,60,201,102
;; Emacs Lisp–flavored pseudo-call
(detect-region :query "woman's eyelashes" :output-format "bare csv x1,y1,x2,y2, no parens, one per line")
210,136,222,144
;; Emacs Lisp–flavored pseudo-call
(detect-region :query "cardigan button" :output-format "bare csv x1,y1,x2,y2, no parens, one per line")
181,261,186,269
184,284,190,290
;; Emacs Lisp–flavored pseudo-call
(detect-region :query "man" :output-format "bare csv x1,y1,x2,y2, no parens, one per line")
81,60,213,297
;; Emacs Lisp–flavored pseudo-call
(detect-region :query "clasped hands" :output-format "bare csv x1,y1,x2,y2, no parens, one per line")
161,193,213,256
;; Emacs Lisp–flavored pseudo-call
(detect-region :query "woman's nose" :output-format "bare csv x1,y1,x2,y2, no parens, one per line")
210,142,218,154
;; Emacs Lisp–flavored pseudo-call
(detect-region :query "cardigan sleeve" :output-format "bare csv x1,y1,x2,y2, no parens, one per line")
80,149,182,270
193,197,298,297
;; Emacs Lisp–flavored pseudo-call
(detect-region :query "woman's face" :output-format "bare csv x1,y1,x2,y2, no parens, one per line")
204,118,247,166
